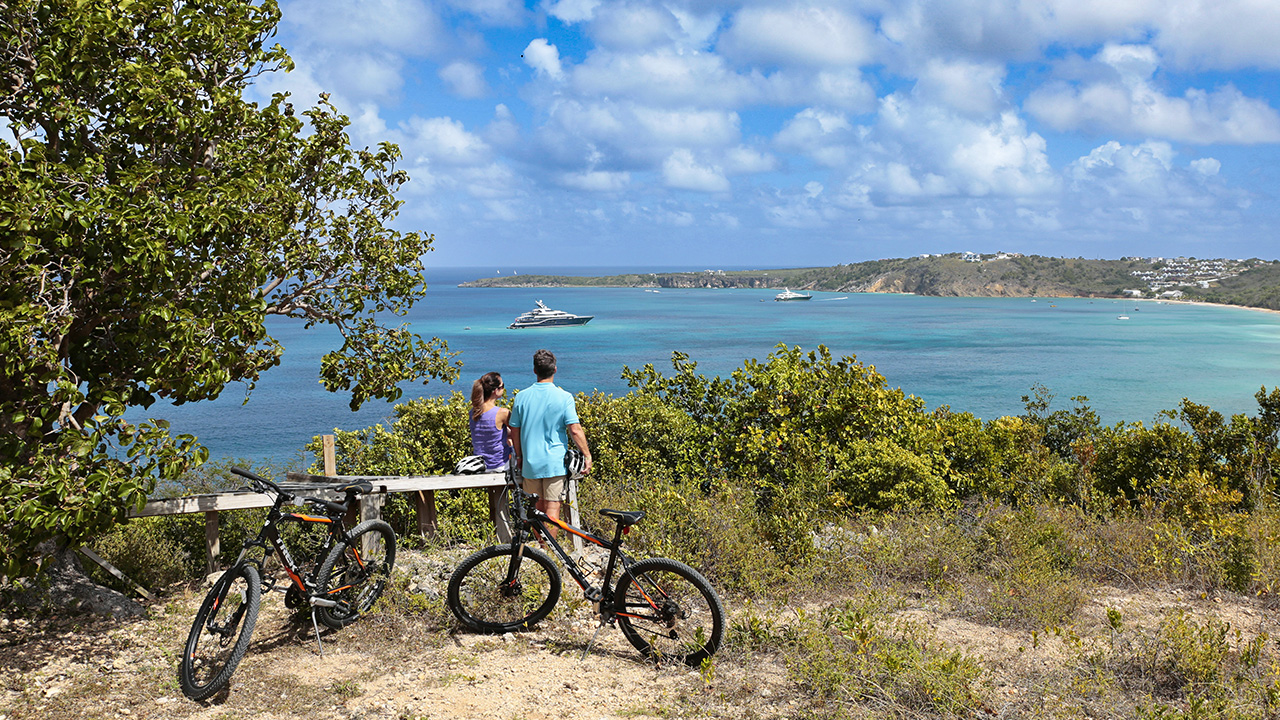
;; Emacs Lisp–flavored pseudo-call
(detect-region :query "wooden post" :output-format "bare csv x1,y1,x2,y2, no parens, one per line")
410,490,437,537
204,511,220,574
361,493,386,554
323,434,336,476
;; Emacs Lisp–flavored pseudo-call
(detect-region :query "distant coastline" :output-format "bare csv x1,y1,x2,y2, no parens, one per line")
458,253,1280,312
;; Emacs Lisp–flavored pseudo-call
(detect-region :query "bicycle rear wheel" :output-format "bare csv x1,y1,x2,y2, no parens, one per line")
179,563,261,701
614,558,725,667
447,544,561,633
316,519,396,629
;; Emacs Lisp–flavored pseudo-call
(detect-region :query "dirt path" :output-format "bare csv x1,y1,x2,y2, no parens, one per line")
3,553,1275,720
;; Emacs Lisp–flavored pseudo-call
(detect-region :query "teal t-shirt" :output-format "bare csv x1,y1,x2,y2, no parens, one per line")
509,381,580,479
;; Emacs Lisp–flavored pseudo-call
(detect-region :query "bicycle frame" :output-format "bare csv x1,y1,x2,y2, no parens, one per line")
237,501,347,596
503,476,635,614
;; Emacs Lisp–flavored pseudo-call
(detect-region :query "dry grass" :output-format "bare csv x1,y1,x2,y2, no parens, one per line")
4,534,1279,720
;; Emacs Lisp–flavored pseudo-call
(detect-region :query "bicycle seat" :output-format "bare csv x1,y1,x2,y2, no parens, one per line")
599,508,645,526
336,481,373,495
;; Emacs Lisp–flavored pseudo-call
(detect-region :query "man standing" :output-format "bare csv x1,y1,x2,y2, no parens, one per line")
509,349,592,537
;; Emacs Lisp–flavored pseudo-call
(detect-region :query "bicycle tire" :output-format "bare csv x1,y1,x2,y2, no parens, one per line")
614,557,725,667
447,544,562,633
316,519,396,629
178,563,261,701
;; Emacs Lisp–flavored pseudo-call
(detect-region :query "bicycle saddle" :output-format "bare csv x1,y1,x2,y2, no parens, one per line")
336,481,374,495
599,508,645,526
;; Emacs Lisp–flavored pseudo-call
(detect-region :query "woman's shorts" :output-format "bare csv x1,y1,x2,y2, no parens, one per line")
523,475,568,501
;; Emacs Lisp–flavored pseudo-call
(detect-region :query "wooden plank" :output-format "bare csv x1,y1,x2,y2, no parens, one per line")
131,472,505,518
78,546,157,602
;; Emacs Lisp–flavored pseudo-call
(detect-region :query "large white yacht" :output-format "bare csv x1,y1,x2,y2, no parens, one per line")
508,300,594,329
774,288,813,301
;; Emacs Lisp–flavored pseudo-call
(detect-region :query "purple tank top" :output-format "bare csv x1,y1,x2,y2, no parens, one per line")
470,407,509,470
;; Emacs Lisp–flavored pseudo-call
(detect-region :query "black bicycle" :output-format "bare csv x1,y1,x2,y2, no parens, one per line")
446,466,725,666
178,467,396,701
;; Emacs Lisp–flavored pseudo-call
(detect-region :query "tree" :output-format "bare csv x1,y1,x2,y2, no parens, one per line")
0,0,458,577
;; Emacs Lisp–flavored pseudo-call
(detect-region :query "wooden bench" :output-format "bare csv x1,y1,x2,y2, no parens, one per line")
129,470,507,574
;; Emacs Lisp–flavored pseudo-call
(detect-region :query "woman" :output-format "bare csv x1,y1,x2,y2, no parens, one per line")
470,372,513,541
469,371,511,471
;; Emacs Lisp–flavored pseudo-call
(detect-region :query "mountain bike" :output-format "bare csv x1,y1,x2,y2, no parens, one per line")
446,466,725,666
178,467,396,701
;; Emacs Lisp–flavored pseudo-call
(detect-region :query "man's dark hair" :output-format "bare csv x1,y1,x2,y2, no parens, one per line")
533,349,557,380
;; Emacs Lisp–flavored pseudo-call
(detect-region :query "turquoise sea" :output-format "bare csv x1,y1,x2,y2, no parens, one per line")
128,266,1280,464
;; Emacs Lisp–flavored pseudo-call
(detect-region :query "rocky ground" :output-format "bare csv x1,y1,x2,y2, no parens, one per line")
2,547,1276,720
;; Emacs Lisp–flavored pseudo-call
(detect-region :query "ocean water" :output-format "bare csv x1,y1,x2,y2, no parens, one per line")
126,266,1280,464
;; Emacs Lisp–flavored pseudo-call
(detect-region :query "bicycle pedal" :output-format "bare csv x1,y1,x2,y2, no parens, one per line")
584,587,602,603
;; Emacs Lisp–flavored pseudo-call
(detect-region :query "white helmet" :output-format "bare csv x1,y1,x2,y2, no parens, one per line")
564,447,587,480
454,455,486,475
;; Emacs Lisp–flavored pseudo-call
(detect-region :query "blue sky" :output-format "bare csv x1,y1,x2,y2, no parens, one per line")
259,0,1280,268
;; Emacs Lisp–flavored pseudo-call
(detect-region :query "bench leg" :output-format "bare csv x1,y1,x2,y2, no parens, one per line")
205,511,220,574
411,490,437,537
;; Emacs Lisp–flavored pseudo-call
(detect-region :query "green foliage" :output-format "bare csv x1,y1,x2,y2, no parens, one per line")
309,393,489,544
0,0,458,578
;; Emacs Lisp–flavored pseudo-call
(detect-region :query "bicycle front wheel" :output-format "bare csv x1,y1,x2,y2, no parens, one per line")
447,544,561,633
614,558,725,667
179,563,261,701
316,519,396,629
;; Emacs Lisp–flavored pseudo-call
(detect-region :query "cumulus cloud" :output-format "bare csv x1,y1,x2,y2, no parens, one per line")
718,4,877,68
663,149,731,192
523,39,565,80
543,0,600,23
401,116,491,166
281,0,445,55
559,170,632,191
588,2,682,50
1026,44,1280,144
439,61,489,98
913,59,1008,117
442,0,525,26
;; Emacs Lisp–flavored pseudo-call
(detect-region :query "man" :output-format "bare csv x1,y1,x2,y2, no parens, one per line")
509,349,592,537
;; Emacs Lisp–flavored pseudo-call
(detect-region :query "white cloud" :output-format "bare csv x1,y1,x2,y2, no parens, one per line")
1190,157,1221,176
402,116,491,165
542,0,600,24
588,2,682,50
718,4,876,68
281,0,444,55
559,170,632,191
439,61,490,98
442,0,525,26
724,146,778,174
523,39,565,80
1026,44,1280,144
663,149,731,192
914,59,1007,116
571,49,754,107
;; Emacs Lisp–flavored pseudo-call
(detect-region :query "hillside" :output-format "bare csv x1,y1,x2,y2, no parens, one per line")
459,254,1149,298
459,254,1280,306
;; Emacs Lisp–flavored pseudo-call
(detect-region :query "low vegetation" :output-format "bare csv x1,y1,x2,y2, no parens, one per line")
7,344,1280,718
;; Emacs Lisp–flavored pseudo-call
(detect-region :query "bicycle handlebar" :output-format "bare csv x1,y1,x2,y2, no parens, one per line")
231,466,290,501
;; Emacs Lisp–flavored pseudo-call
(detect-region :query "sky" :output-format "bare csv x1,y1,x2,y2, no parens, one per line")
257,0,1280,268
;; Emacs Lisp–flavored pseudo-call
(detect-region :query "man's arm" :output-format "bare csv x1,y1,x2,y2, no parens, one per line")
567,423,592,476
509,426,522,469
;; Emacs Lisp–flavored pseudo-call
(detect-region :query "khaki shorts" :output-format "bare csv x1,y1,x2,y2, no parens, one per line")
523,475,567,501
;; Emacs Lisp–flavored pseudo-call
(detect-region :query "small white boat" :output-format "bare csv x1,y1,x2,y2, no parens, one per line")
774,288,812,302
1117,315,1130,320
